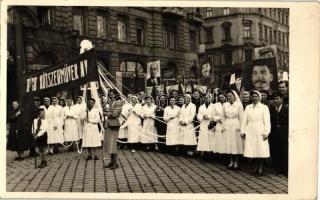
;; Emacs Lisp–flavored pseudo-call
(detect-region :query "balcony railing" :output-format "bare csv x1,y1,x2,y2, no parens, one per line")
187,13,204,23
162,7,185,17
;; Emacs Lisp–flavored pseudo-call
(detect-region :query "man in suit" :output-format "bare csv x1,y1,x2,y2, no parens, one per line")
269,92,289,177
146,62,160,87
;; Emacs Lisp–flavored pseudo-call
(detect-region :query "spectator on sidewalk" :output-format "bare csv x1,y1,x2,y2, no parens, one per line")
7,100,29,161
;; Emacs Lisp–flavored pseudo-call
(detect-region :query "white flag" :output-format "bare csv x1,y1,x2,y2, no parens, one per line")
229,73,236,85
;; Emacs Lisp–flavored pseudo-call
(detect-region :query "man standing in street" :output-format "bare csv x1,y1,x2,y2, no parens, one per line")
269,92,289,177
278,81,289,105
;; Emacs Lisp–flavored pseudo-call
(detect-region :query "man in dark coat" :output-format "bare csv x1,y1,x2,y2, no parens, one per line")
269,92,289,177
192,90,202,139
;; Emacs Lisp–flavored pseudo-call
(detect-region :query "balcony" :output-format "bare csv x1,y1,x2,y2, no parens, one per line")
187,13,204,24
162,7,185,18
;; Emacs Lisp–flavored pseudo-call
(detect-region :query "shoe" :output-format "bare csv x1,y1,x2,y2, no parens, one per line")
13,157,20,161
94,156,99,160
110,163,119,170
38,161,47,168
251,168,258,175
131,149,136,153
110,154,119,170
228,163,234,169
86,156,92,161
104,161,113,168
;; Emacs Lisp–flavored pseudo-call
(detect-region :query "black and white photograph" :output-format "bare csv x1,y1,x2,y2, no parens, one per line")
1,2,319,199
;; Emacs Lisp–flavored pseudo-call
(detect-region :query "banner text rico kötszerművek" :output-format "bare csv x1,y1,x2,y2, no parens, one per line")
24,49,98,96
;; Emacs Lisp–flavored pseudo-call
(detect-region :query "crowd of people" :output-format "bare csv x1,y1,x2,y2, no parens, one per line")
7,80,289,177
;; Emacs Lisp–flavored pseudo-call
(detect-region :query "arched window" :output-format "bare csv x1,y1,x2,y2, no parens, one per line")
119,61,144,73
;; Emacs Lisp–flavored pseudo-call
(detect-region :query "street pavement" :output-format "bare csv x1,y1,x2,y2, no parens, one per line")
6,148,288,193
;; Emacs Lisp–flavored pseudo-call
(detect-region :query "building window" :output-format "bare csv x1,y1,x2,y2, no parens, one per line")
223,8,230,15
264,26,268,42
273,9,277,19
205,28,213,42
269,9,272,18
243,25,251,38
278,10,281,22
278,31,281,44
189,31,196,51
97,15,106,38
136,19,145,45
120,61,144,72
282,33,285,46
258,8,262,14
118,16,127,42
269,29,273,43
164,25,177,49
285,15,288,25
222,22,232,41
259,24,263,40
244,49,253,62
38,7,51,26
73,15,84,35
206,8,213,17
223,50,233,65
244,8,250,13
274,30,277,44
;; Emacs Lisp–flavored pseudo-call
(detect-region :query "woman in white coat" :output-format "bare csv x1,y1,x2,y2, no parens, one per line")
118,94,133,149
196,93,215,159
179,94,197,156
163,97,181,154
141,96,158,151
73,96,86,141
212,93,227,156
126,95,143,153
223,90,244,170
82,98,102,160
47,97,64,154
63,98,80,151
241,90,271,176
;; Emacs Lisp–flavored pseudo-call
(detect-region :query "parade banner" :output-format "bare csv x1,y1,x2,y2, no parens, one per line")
24,49,98,96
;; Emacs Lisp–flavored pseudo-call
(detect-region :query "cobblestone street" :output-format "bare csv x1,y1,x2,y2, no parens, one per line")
6,149,288,193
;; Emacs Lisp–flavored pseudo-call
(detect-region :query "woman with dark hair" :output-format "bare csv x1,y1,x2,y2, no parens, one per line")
241,90,271,176
58,98,66,107
7,101,29,161
104,89,123,169
223,90,244,170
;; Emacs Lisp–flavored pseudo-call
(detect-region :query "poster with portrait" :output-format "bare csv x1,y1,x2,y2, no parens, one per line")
199,62,214,85
241,57,279,95
146,60,161,87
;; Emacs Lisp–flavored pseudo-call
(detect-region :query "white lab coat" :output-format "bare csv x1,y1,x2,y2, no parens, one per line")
223,101,244,155
46,105,64,144
212,102,226,153
82,107,102,147
197,103,215,151
140,104,158,144
179,103,197,145
73,103,86,139
163,105,181,145
241,102,271,158
126,103,143,143
118,102,133,139
63,105,80,142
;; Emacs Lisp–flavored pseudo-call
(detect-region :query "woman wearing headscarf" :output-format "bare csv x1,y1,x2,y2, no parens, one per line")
118,94,133,149
241,90,271,176
73,96,86,147
163,96,181,155
140,95,158,151
126,95,143,153
223,90,244,170
196,93,215,160
179,94,197,156
104,90,123,169
7,101,29,160
212,92,227,157
62,97,80,151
